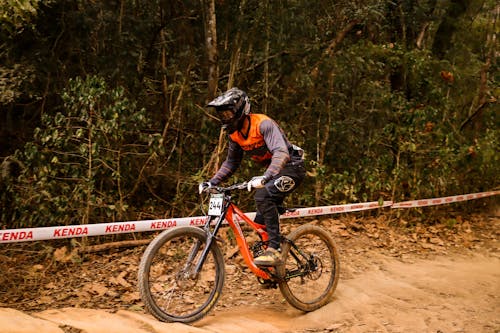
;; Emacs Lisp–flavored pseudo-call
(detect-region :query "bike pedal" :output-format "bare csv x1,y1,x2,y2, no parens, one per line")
261,283,278,289
257,277,278,289
260,282,278,289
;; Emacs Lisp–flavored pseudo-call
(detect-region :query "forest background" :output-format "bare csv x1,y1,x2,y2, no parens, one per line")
0,0,498,230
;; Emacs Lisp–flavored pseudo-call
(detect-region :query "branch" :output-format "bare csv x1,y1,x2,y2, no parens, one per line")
309,20,360,77
219,50,290,79
416,22,430,49
79,239,151,253
323,20,360,57
460,98,496,131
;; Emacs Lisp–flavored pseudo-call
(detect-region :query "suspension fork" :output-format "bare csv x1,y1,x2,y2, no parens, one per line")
189,203,229,277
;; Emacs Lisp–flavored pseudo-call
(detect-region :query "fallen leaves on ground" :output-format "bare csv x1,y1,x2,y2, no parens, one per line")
0,212,497,313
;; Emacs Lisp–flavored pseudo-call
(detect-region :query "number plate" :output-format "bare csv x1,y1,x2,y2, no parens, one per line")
208,194,224,216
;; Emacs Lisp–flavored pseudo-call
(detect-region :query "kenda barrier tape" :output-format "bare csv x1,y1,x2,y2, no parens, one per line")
0,191,497,244
0,200,393,243
391,191,499,208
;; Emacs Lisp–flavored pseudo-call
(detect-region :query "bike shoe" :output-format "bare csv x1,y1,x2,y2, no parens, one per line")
254,247,281,266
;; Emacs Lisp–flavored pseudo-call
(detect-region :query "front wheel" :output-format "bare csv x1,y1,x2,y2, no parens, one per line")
278,224,340,312
138,226,225,323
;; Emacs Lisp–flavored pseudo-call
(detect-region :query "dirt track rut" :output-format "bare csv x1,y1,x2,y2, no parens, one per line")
2,251,499,333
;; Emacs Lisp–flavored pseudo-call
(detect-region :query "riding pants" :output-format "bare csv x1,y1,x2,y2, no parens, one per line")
254,161,306,250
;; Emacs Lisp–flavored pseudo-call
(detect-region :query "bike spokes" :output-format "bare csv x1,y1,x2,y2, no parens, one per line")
138,227,225,323
278,225,340,311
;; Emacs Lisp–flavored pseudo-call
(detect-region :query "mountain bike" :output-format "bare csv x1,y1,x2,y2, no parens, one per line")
138,182,340,323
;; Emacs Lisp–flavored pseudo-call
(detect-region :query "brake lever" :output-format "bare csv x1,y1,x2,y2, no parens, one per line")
236,182,248,190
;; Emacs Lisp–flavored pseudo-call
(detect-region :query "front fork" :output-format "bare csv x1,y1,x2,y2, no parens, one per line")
187,211,227,278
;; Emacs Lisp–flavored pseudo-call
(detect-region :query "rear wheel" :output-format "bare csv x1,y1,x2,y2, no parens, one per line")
278,224,340,311
138,226,225,323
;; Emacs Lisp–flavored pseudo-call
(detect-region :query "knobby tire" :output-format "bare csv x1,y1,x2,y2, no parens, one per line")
138,226,225,323
278,224,340,311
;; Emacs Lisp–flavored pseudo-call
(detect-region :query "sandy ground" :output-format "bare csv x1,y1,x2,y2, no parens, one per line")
2,245,499,332
1,214,499,333
195,251,500,333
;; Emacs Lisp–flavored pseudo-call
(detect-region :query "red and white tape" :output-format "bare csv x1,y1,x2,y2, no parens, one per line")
0,200,392,243
232,201,394,223
391,191,499,208
0,216,201,244
0,191,497,244
281,200,394,218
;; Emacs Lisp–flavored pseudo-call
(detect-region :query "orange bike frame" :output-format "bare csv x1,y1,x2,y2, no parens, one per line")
224,203,272,280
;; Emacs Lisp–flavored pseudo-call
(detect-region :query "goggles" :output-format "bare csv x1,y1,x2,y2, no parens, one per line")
218,109,235,123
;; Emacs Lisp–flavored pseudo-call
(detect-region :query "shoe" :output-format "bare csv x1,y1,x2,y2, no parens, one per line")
254,247,281,266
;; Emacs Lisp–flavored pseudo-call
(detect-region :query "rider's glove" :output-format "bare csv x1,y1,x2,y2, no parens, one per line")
198,181,213,194
247,176,267,191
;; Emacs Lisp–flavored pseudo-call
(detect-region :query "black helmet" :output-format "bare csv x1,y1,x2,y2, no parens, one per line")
206,87,250,133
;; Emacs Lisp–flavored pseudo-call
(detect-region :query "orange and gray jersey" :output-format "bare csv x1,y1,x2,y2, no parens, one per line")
210,114,303,185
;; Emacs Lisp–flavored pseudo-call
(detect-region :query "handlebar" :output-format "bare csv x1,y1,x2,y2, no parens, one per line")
203,182,249,194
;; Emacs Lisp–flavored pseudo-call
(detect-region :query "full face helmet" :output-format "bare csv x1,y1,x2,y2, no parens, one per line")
206,87,251,133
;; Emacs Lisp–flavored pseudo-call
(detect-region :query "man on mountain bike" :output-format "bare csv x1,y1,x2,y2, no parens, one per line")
200,87,306,266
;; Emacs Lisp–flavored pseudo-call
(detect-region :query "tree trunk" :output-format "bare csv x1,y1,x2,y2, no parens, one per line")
432,0,469,59
263,0,270,114
460,4,498,132
202,0,218,100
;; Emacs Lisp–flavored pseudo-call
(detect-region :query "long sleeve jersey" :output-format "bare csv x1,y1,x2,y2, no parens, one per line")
210,114,301,185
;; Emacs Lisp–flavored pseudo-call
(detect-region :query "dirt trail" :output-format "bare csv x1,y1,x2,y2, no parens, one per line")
197,252,500,333
2,250,499,333
1,214,499,333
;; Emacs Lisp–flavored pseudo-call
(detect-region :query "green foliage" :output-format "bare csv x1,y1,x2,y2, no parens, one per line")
0,0,47,38
6,76,164,227
0,64,36,104
1,0,498,227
